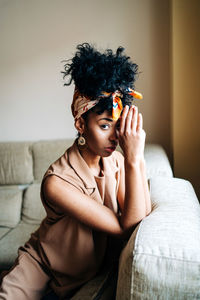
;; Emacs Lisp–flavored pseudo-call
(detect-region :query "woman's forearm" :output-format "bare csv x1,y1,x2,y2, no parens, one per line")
120,159,147,230
118,105,151,231
140,159,152,215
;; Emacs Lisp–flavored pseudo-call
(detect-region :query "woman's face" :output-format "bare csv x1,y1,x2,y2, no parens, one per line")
82,110,120,157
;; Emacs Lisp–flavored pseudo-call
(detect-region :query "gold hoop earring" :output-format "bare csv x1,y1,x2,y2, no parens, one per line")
78,135,86,146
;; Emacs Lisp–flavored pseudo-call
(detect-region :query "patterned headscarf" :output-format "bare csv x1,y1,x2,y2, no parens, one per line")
71,87,143,121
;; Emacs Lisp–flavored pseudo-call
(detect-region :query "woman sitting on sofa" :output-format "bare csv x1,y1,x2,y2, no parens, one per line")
0,43,151,299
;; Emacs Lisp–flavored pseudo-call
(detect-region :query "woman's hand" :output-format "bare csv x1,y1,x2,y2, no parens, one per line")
118,105,146,165
117,105,151,229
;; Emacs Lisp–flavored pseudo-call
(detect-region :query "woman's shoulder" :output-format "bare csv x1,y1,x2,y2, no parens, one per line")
42,145,85,192
43,149,72,177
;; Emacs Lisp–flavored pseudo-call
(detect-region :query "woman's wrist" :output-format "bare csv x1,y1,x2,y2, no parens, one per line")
124,154,145,167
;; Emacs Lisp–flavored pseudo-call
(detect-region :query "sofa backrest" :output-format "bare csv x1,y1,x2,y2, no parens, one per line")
22,183,46,224
32,139,74,182
0,139,173,187
0,139,173,227
0,139,74,186
0,142,33,185
0,139,74,227
0,186,23,228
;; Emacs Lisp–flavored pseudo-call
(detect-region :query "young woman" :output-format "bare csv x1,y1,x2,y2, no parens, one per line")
0,43,151,299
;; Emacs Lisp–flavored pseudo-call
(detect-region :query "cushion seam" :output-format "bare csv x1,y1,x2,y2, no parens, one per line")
132,252,200,263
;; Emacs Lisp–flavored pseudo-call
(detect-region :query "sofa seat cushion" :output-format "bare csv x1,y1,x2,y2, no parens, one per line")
0,142,33,185
0,186,23,228
116,177,200,299
22,183,46,224
0,222,39,269
0,227,11,239
32,139,74,182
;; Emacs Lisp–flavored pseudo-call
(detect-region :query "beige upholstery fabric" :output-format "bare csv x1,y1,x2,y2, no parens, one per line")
116,177,200,300
32,139,74,182
144,144,173,178
0,186,22,227
0,142,33,185
0,227,10,239
22,183,46,224
0,222,39,268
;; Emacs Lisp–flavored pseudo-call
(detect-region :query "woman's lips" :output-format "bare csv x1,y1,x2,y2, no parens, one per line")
104,146,116,153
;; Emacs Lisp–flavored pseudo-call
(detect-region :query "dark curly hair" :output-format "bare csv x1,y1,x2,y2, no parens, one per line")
62,43,139,115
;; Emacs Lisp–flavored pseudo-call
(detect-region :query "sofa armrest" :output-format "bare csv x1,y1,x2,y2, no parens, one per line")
116,177,200,299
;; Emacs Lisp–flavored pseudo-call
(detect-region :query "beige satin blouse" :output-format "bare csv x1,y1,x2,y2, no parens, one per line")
22,141,122,297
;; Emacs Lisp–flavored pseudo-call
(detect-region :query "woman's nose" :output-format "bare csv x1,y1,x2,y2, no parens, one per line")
109,128,119,141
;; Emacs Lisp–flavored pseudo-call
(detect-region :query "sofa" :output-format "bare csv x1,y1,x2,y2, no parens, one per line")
0,139,200,299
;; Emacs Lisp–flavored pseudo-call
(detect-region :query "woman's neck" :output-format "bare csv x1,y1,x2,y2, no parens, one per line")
79,147,102,177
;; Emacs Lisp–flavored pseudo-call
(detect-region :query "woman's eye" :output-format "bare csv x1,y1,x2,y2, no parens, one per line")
100,124,110,130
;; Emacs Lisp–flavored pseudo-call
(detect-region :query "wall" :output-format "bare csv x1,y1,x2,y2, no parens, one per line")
0,0,171,157
171,0,200,198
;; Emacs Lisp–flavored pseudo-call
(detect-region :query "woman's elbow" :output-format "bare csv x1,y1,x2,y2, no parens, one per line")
119,215,145,233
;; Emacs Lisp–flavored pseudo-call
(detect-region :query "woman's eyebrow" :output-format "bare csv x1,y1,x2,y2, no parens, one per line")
98,117,113,122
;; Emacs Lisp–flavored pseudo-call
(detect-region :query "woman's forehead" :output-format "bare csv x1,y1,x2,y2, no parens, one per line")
86,110,121,125
92,110,113,120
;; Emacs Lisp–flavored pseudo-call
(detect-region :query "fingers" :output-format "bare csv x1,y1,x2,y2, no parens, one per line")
131,106,138,133
125,106,133,133
120,105,143,135
119,105,129,134
136,113,143,132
